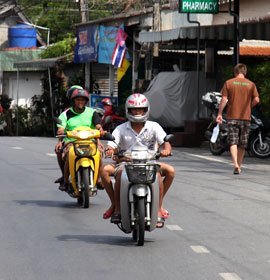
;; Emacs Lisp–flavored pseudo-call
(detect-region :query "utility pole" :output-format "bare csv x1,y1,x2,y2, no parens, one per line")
79,0,90,91
145,0,161,81
229,0,239,65
80,0,88,23
153,0,161,57
234,0,240,65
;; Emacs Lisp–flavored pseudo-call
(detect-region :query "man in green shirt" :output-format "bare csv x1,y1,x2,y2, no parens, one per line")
55,88,103,191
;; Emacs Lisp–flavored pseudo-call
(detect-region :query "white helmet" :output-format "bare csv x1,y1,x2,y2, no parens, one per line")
125,93,150,123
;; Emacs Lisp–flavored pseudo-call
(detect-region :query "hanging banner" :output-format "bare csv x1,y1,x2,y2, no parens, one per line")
74,25,98,63
179,0,219,14
98,25,120,64
117,58,131,81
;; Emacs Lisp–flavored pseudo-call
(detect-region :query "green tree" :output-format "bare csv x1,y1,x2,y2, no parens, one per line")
248,62,270,118
17,0,170,43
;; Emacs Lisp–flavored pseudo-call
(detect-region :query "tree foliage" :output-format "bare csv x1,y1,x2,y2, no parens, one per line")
40,35,76,58
248,62,270,118
17,0,169,43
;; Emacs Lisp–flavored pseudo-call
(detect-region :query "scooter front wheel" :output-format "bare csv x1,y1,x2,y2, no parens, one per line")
134,197,145,246
80,168,90,208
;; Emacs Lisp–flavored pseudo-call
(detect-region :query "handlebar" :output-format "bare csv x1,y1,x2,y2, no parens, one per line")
110,150,173,161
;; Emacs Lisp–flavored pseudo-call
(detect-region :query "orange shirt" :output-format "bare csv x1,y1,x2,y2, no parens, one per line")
221,77,259,120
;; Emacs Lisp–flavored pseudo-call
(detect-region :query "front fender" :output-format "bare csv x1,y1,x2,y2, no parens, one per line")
75,157,94,170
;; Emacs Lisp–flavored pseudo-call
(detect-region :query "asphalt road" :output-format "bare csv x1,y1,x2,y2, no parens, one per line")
0,137,270,280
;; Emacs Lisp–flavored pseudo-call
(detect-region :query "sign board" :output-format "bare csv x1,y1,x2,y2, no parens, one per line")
179,0,219,14
74,25,98,63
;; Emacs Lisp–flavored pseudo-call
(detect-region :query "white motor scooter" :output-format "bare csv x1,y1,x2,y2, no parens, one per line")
111,135,173,246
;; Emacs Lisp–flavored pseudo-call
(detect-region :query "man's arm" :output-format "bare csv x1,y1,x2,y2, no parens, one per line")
216,96,228,124
252,96,260,107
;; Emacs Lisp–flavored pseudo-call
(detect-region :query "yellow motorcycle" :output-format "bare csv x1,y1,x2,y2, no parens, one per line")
56,121,113,208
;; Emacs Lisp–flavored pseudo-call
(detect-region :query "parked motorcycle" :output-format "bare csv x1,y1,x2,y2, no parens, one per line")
95,98,126,133
111,135,173,246
202,91,270,158
54,118,114,208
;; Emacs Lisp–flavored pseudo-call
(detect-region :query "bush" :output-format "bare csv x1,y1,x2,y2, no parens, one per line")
248,62,270,118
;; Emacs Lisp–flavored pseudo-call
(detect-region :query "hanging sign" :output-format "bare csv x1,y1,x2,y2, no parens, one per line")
74,25,98,63
179,0,219,14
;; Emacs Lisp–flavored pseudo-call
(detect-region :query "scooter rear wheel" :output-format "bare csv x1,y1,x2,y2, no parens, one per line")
209,142,226,155
249,135,270,159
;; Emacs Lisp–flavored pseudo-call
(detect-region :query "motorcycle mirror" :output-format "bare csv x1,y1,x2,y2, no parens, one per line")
52,117,62,125
164,134,174,143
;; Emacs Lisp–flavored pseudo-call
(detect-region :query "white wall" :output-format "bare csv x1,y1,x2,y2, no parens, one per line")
161,10,213,30
214,0,270,25
5,72,43,107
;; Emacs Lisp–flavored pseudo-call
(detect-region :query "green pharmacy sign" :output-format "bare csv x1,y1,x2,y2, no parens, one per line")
179,0,219,14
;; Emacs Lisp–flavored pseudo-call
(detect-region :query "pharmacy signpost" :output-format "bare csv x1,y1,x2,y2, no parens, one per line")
179,0,219,14
178,0,219,119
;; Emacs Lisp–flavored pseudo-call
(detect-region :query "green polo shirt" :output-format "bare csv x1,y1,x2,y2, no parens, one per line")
58,106,95,142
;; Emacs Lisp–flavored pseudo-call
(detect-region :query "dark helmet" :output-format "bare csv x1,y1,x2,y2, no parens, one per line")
101,97,113,106
66,85,83,100
70,88,89,102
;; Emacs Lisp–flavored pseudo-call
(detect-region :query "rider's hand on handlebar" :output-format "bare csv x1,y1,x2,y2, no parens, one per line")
160,149,171,157
105,147,114,158
95,124,106,137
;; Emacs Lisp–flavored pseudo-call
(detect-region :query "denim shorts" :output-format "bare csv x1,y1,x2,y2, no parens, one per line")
227,120,251,148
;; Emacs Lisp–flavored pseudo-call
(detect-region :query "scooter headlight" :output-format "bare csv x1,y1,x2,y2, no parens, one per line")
77,130,92,139
131,150,148,161
74,143,97,157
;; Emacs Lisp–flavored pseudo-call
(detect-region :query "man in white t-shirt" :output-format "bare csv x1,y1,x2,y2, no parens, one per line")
101,93,175,228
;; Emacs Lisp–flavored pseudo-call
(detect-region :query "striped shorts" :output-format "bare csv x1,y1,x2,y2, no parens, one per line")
227,120,250,148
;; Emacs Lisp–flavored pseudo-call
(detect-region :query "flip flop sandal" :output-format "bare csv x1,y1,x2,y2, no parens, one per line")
96,182,104,190
58,182,68,192
233,168,241,175
111,213,121,223
54,176,64,184
162,209,170,219
156,216,165,228
103,208,114,219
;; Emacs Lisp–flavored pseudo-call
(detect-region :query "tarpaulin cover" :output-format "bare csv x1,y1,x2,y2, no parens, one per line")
144,71,215,127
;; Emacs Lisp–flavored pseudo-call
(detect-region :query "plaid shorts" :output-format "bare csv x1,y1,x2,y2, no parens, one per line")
227,120,251,148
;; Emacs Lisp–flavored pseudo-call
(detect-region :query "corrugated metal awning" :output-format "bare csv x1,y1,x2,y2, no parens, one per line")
138,21,270,43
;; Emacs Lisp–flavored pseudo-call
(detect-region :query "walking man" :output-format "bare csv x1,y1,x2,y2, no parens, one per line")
216,63,260,174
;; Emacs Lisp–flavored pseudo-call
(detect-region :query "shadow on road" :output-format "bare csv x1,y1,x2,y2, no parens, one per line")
14,199,90,209
57,234,155,247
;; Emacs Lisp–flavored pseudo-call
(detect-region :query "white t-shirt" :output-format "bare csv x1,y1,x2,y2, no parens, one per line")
108,121,167,151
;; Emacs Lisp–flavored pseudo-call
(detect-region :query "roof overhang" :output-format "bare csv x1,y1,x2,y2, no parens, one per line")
138,21,270,43
13,55,69,70
76,8,152,28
